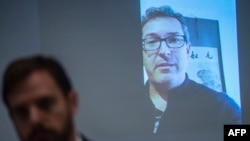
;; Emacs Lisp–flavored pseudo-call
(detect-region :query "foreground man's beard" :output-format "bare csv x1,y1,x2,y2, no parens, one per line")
20,117,73,141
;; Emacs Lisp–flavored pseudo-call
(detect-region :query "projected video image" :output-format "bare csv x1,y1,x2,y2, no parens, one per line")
140,0,241,136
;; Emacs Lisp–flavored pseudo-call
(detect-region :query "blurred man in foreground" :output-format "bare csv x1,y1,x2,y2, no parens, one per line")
2,55,89,141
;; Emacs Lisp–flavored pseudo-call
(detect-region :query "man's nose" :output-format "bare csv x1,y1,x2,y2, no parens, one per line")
158,41,171,56
29,107,43,125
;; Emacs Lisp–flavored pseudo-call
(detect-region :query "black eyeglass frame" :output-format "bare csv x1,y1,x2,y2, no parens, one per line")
142,35,187,51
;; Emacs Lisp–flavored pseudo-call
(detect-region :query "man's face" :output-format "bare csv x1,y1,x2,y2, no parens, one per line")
7,70,77,141
142,17,190,87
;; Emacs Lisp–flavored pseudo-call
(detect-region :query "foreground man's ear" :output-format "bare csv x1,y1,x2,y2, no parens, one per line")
68,90,78,114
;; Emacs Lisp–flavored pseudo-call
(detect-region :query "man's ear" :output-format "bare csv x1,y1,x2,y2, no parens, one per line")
68,90,78,114
186,43,191,54
6,99,15,119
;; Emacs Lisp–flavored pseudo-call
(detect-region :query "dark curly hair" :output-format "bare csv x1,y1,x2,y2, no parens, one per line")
141,5,189,43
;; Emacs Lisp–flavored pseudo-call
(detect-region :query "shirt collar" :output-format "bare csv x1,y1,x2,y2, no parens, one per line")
144,73,191,97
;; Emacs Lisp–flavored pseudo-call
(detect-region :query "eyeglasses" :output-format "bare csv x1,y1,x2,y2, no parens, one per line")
142,35,186,51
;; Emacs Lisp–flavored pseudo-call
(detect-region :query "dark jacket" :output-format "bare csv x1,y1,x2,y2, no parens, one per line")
141,75,241,140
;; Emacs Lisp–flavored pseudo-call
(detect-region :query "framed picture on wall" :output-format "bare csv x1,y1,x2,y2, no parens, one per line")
185,17,226,92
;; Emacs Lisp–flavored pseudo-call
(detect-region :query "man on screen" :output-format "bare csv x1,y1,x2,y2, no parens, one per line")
141,5,241,135
2,55,90,141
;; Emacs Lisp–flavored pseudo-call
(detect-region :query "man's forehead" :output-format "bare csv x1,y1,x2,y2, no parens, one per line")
8,70,64,108
142,17,183,37
11,70,57,92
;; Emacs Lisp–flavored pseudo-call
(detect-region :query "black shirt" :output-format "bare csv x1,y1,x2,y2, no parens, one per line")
141,75,241,140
